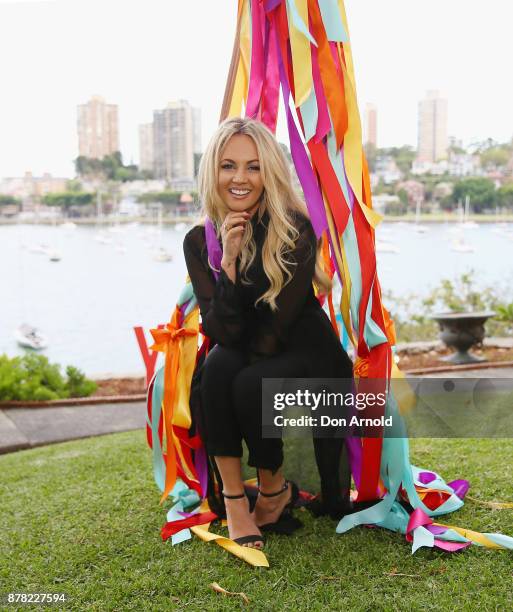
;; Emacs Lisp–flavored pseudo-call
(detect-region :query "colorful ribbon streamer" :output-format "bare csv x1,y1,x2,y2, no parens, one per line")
145,0,512,563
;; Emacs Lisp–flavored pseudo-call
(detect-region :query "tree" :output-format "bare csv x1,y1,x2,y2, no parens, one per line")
136,191,182,205
139,169,154,180
74,151,145,182
497,183,513,210
75,156,103,178
448,143,467,156
397,188,409,207
42,192,94,212
66,179,83,193
378,145,416,175
468,138,512,169
450,177,496,213
384,200,407,216
480,146,511,169
0,194,21,206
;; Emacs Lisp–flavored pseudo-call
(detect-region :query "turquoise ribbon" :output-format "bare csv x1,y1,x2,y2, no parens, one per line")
285,0,317,45
318,0,349,42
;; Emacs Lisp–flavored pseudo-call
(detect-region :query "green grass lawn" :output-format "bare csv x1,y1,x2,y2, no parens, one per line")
1,432,512,611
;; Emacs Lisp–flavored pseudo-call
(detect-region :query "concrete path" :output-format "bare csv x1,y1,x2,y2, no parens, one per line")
0,402,146,455
1,362,511,456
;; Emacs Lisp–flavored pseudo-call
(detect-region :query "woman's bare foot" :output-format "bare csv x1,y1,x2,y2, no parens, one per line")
253,481,292,527
223,494,264,549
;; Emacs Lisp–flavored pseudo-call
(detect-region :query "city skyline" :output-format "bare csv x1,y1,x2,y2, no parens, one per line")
152,99,200,188
417,91,448,164
1,0,512,178
77,95,119,160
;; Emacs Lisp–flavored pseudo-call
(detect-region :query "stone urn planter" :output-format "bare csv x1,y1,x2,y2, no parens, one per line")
431,311,496,365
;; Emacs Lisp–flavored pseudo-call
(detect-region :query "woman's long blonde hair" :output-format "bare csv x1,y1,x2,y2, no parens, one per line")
197,117,332,311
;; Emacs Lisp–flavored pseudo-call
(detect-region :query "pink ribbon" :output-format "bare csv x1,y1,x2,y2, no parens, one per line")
275,20,328,238
406,506,472,552
448,479,470,499
204,218,222,281
261,14,280,132
246,0,266,118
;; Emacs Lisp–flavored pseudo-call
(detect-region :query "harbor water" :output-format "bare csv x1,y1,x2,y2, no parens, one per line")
1,221,512,377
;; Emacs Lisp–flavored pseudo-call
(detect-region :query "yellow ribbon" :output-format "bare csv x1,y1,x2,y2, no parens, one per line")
191,524,269,568
189,483,269,566
287,0,314,106
229,0,250,117
150,313,198,502
321,191,357,348
432,522,505,549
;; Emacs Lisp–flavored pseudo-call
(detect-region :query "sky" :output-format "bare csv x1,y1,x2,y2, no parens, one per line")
0,0,512,178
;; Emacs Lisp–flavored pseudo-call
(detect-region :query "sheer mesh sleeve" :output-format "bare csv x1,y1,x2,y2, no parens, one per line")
249,215,318,360
183,227,246,347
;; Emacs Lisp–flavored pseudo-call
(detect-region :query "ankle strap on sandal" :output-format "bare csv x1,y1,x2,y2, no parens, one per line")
222,491,246,499
258,480,289,498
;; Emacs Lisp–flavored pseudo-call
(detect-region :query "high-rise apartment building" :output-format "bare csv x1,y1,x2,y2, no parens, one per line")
363,103,377,148
192,106,202,155
153,100,198,185
138,123,154,173
77,95,119,159
417,90,448,163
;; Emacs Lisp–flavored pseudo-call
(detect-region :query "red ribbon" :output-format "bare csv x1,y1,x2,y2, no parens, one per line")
161,511,218,541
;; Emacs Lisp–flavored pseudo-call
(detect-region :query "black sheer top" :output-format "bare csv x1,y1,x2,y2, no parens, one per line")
183,209,320,362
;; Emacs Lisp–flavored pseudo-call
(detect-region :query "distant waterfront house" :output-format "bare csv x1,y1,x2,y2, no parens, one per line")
0,204,19,217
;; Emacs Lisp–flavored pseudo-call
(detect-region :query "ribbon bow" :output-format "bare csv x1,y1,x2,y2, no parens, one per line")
150,312,198,502
150,324,197,351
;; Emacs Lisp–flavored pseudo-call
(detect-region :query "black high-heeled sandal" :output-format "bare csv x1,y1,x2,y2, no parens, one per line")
256,480,302,534
222,491,265,548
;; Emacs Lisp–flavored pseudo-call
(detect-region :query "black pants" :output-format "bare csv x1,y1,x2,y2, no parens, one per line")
200,345,353,513
200,344,309,471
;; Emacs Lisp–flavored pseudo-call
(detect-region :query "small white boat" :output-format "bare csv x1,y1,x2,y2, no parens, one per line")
30,243,50,255
47,249,62,262
94,233,113,245
153,248,173,262
174,222,189,232
107,225,125,234
60,222,77,230
376,241,400,254
413,198,429,233
451,238,474,253
457,195,479,229
152,204,173,261
15,325,48,350
492,227,513,239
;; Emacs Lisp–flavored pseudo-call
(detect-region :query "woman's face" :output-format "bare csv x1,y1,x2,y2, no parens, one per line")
218,134,264,215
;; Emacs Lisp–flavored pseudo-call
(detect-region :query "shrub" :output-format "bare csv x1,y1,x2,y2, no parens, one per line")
0,354,97,401
65,366,97,398
384,271,513,343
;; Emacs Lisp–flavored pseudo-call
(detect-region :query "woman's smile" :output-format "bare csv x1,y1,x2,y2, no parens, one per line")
228,188,252,198
219,134,264,213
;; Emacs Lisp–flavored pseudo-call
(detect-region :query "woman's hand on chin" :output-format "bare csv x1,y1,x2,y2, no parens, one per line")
221,211,250,264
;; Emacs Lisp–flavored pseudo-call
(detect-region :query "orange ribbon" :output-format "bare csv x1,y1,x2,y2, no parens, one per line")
353,356,369,378
150,313,198,502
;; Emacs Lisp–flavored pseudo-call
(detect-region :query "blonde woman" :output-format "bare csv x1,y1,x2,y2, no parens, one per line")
183,117,353,549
